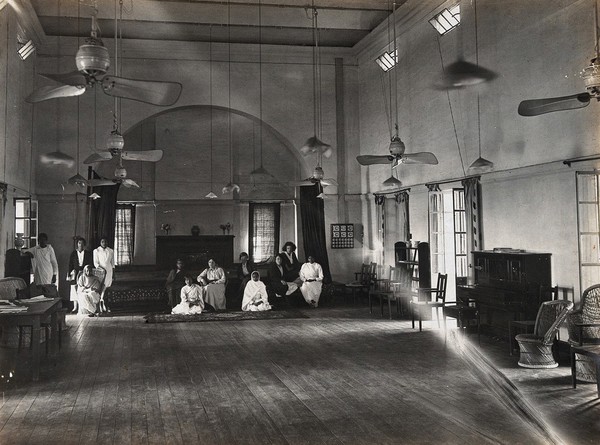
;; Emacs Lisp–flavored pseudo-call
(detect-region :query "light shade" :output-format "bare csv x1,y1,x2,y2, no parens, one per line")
468,156,494,171
89,192,101,200
40,151,75,167
300,136,332,158
67,173,88,187
382,176,402,187
250,166,274,178
205,191,218,199
435,59,497,90
316,192,325,199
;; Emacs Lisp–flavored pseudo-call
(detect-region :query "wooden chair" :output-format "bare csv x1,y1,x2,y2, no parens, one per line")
370,266,404,319
411,273,448,331
369,266,392,316
516,299,573,368
443,297,480,345
345,263,375,305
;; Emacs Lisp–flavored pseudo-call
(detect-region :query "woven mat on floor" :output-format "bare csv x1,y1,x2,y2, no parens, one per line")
143,310,308,323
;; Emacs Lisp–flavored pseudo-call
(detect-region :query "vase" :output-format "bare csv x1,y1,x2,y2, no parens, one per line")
191,226,200,236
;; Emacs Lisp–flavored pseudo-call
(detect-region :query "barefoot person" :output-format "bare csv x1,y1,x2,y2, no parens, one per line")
93,237,115,313
68,237,93,314
172,274,205,315
23,233,58,286
77,265,102,316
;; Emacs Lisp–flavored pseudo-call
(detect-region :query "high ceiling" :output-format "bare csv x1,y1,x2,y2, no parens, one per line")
31,0,402,47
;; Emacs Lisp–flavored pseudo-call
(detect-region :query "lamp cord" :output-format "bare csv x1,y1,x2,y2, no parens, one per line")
259,0,264,168
209,25,213,188
228,0,234,184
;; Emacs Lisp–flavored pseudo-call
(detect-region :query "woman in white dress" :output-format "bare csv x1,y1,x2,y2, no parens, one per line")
172,275,205,315
242,271,271,312
198,259,227,310
300,256,324,308
77,265,102,316
93,237,114,313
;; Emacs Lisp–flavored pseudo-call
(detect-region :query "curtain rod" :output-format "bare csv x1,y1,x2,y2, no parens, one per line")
373,187,411,196
425,175,480,188
563,155,600,167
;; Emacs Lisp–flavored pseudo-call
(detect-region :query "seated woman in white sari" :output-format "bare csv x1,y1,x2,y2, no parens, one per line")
299,256,324,308
77,265,102,316
172,275,205,315
242,271,272,312
198,259,227,310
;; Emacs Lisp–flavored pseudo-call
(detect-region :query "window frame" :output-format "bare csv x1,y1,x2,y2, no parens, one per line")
14,198,38,248
576,172,600,293
114,203,136,266
248,202,281,263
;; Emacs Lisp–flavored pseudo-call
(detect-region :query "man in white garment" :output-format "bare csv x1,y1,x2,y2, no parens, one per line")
299,255,324,308
93,237,115,313
23,233,58,286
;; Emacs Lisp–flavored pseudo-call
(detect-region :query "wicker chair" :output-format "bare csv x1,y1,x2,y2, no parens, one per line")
516,300,573,368
567,284,600,382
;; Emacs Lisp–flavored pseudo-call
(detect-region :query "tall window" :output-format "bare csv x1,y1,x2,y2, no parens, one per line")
114,204,135,266
453,189,467,286
576,173,600,291
14,198,38,248
249,203,280,262
429,191,445,274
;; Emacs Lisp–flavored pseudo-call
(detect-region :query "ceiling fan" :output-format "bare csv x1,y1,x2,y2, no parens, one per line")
290,165,338,187
25,7,182,107
88,159,140,189
356,125,439,167
518,2,600,116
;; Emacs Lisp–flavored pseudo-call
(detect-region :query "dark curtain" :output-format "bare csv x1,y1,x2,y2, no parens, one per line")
89,184,120,249
299,184,331,283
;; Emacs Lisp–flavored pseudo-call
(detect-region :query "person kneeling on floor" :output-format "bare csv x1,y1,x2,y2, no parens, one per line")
242,271,272,312
172,274,205,315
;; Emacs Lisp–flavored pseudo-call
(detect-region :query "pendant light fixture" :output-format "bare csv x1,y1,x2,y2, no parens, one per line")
206,25,218,199
467,0,494,172
223,0,240,195
300,2,332,159
249,0,274,180
41,0,75,168
381,1,403,189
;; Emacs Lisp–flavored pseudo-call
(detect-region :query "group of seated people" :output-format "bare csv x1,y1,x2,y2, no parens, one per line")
166,241,324,315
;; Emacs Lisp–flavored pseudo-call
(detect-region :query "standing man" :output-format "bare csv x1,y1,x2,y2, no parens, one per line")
94,237,115,313
23,233,58,286
299,255,323,308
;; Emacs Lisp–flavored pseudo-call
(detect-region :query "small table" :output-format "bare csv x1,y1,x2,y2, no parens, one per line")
0,298,62,381
571,344,600,397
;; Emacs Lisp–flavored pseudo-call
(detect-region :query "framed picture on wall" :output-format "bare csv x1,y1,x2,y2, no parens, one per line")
331,223,354,249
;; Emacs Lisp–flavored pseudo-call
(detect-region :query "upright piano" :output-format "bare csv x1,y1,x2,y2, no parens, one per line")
457,250,552,338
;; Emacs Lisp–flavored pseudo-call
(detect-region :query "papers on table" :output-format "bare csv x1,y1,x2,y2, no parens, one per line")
0,300,28,313
21,296,54,302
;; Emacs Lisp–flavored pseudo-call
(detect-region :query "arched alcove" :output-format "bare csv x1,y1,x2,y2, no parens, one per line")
95,105,311,202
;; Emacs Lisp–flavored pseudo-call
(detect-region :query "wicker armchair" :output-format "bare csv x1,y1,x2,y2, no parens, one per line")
516,300,573,368
567,284,600,382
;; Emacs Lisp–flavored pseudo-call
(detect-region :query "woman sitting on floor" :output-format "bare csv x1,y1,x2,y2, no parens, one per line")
172,274,205,315
77,265,102,316
242,271,271,312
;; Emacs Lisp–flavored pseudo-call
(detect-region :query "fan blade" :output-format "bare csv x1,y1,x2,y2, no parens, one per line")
101,76,182,106
40,71,88,87
356,155,395,165
321,178,339,187
399,152,439,165
122,179,140,188
121,150,163,162
83,152,113,164
89,179,117,187
289,180,315,187
26,84,86,103
517,93,591,116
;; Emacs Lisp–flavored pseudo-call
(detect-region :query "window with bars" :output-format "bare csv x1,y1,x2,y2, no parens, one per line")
114,204,135,266
249,203,280,263
576,172,600,291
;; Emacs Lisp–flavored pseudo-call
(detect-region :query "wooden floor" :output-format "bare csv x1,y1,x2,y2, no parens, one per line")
0,304,599,445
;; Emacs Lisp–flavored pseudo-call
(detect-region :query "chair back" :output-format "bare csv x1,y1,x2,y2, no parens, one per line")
368,262,377,282
539,285,559,301
580,284,600,324
0,277,27,300
533,300,573,345
357,263,372,285
434,273,448,303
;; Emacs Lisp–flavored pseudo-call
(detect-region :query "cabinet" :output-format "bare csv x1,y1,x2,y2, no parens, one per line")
156,236,234,270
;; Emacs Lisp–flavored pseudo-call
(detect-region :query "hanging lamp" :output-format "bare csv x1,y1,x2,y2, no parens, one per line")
467,0,494,172
250,0,274,180
41,0,75,168
223,0,240,195
206,25,218,199
300,2,332,159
